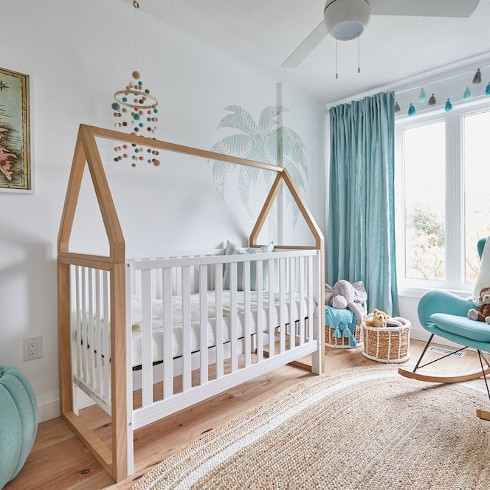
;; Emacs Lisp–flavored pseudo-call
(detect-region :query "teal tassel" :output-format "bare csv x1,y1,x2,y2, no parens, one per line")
486,82,490,96
349,336,357,348
445,98,453,112
464,86,472,100
408,103,416,117
333,327,342,339
418,88,426,102
343,326,352,338
428,93,436,106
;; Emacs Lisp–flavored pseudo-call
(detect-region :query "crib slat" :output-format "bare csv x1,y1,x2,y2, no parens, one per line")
95,269,102,396
256,260,264,363
279,259,286,353
103,270,110,404
75,266,82,380
230,262,238,373
182,266,192,391
162,268,173,399
199,265,208,385
215,264,224,379
243,261,251,367
141,269,153,407
81,267,88,384
88,269,95,389
308,256,314,341
299,257,305,345
268,259,276,357
286,257,290,349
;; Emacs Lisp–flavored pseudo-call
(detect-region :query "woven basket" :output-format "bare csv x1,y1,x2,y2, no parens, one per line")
325,322,363,349
362,316,411,363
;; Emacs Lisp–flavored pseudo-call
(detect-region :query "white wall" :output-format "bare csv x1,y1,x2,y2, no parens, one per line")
0,0,326,421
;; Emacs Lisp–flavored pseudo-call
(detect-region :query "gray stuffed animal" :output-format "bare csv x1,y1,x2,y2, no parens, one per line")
325,280,367,322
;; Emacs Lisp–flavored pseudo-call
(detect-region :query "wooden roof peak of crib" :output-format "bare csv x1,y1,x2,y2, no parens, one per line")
58,124,324,265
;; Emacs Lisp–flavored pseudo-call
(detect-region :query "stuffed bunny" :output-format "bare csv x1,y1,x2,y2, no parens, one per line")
325,280,367,322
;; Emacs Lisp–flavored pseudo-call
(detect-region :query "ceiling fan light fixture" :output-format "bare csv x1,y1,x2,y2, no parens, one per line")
324,0,371,41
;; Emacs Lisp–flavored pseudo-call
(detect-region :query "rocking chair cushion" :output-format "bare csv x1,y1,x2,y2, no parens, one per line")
430,313,490,343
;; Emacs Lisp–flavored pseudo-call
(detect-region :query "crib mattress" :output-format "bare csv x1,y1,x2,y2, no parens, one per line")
130,291,311,367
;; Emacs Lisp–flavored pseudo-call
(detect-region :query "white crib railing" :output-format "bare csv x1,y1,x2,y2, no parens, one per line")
70,265,112,415
126,248,321,430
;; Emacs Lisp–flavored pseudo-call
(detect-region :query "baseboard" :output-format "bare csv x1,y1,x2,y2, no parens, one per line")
37,388,95,423
37,390,60,423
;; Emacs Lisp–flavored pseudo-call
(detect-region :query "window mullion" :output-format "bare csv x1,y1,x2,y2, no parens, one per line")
445,111,463,288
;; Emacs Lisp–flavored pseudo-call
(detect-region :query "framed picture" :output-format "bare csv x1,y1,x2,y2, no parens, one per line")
0,66,31,192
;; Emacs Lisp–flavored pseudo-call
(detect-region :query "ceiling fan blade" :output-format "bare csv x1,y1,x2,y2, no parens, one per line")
281,21,328,68
370,0,480,17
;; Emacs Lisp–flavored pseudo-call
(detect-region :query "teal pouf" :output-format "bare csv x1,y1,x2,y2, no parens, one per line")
0,366,38,488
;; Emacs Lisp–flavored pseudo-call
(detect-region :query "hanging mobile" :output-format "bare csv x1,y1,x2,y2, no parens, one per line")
111,0,160,167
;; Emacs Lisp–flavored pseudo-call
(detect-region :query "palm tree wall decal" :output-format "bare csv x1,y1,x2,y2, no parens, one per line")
210,105,308,238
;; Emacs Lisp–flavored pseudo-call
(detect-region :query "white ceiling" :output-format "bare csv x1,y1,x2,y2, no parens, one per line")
122,0,490,103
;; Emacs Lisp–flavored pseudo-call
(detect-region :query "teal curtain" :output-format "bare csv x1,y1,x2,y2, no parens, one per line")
327,91,399,316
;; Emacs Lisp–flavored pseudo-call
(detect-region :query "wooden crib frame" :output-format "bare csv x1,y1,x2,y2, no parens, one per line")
57,124,325,482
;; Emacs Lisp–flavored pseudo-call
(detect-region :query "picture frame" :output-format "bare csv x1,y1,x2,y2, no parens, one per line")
0,66,31,192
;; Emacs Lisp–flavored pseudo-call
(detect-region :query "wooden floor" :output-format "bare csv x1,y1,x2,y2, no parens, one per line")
6,340,486,490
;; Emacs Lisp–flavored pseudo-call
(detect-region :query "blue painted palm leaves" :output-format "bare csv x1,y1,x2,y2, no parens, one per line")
210,105,308,234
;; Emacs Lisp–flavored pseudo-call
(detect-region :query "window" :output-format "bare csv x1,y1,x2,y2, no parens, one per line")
396,101,490,291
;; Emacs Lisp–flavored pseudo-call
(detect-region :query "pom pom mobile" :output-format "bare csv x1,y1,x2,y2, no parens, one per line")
111,1,160,167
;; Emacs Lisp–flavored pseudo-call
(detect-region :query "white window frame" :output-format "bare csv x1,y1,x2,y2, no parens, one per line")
395,99,490,295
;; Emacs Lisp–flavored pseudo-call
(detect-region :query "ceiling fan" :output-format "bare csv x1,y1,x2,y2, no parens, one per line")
282,0,480,68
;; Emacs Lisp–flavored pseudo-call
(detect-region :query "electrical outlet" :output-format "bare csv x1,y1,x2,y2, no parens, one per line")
23,336,42,361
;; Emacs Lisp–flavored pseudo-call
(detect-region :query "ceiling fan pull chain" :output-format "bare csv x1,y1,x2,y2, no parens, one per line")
336,39,339,79
358,36,361,74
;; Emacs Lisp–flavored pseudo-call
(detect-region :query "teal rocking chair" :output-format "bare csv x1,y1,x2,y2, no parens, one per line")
398,238,490,420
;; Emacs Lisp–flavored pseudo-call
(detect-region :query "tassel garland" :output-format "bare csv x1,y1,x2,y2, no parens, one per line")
395,67,490,115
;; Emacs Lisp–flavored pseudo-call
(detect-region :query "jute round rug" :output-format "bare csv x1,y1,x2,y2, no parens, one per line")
131,366,490,489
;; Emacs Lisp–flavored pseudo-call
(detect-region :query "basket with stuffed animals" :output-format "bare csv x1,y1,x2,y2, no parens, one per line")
324,280,367,349
362,309,411,363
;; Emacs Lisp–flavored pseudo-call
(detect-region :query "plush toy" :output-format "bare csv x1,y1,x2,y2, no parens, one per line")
324,280,367,322
365,309,390,328
468,286,490,324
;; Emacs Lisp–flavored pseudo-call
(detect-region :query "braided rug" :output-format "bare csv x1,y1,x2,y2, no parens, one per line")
131,366,490,489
